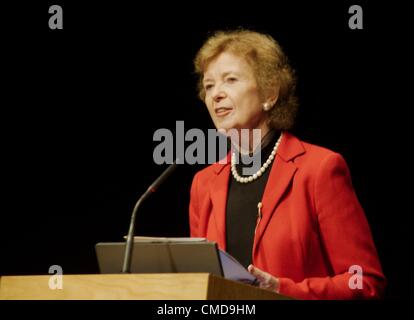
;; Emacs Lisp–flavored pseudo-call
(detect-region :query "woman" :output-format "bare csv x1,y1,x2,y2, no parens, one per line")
189,30,386,299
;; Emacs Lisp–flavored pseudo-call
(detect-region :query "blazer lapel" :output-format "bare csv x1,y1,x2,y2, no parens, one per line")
253,132,305,256
207,132,305,254
209,156,231,251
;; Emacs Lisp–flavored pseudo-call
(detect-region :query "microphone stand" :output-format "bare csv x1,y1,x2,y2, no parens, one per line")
121,161,179,273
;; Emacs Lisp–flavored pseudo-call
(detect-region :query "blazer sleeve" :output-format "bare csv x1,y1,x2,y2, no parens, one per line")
278,153,387,299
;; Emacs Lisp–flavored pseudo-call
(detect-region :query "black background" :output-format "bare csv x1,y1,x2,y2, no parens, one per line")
1,1,410,300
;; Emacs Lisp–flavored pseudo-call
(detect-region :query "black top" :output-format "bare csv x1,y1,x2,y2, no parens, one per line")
225,130,280,268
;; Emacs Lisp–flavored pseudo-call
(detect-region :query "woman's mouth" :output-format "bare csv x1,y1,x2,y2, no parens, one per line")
215,107,233,117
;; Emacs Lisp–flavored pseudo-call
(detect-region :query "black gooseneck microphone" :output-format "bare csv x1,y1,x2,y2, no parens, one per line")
122,160,179,273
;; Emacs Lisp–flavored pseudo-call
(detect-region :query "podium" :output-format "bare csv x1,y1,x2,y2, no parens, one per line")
0,273,289,300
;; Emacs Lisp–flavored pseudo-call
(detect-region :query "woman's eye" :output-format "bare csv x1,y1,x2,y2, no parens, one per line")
205,84,213,91
227,77,237,83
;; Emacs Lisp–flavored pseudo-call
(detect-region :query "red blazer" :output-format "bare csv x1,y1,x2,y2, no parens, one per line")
189,132,386,299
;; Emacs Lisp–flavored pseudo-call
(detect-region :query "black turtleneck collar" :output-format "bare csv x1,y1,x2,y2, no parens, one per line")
226,129,281,268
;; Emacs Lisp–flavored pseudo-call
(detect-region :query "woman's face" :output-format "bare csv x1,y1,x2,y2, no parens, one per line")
203,52,269,134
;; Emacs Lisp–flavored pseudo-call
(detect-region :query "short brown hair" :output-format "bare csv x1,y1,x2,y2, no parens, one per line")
194,29,298,130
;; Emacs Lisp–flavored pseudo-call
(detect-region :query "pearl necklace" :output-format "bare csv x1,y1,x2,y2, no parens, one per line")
231,132,283,183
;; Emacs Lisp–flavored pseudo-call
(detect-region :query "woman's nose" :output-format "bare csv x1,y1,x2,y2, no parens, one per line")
212,86,226,103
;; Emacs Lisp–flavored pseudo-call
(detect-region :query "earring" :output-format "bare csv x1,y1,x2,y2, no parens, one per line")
263,102,271,111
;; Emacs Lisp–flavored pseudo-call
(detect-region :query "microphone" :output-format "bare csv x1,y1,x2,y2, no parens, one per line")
122,160,179,273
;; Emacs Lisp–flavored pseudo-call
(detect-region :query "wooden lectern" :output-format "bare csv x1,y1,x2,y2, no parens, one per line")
0,273,289,300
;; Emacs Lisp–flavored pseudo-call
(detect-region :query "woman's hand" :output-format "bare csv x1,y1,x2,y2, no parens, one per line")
248,264,280,293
